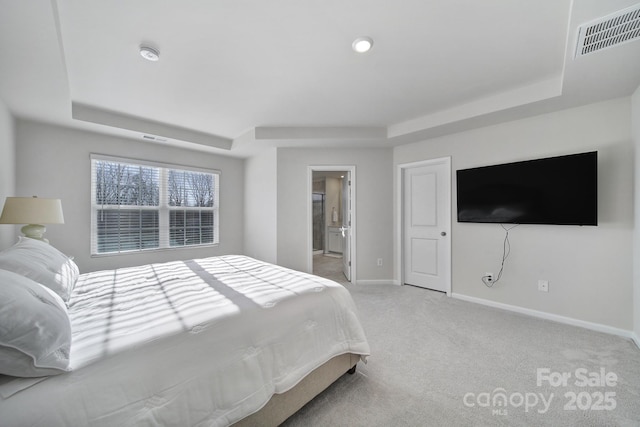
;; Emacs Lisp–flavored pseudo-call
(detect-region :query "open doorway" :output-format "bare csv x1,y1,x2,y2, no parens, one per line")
308,166,355,284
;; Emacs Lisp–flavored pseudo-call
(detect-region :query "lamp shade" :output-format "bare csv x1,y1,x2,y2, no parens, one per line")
0,197,65,225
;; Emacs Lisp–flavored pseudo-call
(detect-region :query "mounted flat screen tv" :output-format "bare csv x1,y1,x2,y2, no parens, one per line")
456,151,597,225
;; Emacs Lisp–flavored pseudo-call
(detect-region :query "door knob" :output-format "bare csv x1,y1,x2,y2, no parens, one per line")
441,231,447,236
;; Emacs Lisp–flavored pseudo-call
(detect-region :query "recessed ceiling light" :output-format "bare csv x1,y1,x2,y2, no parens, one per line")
140,46,160,62
352,36,373,53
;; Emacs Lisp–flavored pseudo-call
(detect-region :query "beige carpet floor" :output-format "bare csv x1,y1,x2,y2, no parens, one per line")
282,256,640,426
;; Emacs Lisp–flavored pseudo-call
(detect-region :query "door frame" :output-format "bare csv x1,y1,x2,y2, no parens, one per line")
307,165,356,283
396,157,451,295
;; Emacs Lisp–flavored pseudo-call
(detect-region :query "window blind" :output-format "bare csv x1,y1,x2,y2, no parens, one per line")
91,155,219,255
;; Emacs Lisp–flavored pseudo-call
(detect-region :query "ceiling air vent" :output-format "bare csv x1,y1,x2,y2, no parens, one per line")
575,3,640,57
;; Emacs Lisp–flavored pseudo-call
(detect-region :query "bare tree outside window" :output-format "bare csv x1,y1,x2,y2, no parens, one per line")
168,170,216,247
168,170,214,207
96,162,159,206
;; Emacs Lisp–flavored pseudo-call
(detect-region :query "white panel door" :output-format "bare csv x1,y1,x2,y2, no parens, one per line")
403,160,450,292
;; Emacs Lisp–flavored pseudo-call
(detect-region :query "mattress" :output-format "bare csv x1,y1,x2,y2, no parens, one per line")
0,255,370,426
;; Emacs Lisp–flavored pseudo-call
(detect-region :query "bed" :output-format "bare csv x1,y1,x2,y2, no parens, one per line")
0,238,370,426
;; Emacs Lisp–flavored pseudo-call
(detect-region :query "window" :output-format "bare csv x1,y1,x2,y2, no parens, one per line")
91,155,219,255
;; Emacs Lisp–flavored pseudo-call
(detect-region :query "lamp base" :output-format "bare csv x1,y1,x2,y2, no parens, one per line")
21,224,49,243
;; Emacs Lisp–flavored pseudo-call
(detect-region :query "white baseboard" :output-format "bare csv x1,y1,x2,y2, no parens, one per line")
451,293,635,341
355,279,400,286
632,332,640,350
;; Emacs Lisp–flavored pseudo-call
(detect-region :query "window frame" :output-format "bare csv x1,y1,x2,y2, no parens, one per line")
90,154,220,256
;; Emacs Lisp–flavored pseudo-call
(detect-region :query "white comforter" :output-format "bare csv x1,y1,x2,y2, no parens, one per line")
0,255,370,426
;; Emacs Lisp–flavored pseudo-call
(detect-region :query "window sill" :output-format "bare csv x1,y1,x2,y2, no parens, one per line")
90,243,220,258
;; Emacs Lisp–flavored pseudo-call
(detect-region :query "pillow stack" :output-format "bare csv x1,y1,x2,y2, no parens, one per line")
0,237,79,377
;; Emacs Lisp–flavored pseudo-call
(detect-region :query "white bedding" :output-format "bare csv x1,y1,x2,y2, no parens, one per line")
0,255,370,426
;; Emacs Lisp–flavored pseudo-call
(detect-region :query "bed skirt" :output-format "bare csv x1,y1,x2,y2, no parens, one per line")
234,353,360,426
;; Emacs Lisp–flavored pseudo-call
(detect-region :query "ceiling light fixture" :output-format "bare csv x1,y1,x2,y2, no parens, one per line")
139,46,160,62
352,36,373,53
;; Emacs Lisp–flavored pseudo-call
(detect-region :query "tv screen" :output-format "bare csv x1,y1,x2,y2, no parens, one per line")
456,151,597,225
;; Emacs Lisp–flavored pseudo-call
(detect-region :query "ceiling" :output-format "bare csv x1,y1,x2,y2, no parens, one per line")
1,0,640,157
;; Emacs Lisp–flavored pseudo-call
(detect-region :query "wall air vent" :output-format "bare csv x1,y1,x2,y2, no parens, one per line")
575,3,640,57
142,134,167,142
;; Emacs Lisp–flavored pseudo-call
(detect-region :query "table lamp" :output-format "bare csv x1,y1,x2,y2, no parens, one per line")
0,196,64,243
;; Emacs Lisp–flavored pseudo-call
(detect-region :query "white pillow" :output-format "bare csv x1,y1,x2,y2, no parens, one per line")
0,237,79,301
0,269,72,377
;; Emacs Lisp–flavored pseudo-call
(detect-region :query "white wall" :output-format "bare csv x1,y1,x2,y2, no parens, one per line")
244,148,277,263
15,120,244,273
276,148,394,283
394,97,633,330
633,86,640,344
0,99,15,250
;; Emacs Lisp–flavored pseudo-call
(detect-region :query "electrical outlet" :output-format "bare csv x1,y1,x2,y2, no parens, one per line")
538,280,549,292
484,272,493,282
377,258,383,267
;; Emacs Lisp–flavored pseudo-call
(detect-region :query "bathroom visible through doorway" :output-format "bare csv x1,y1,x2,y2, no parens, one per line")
308,166,355,283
